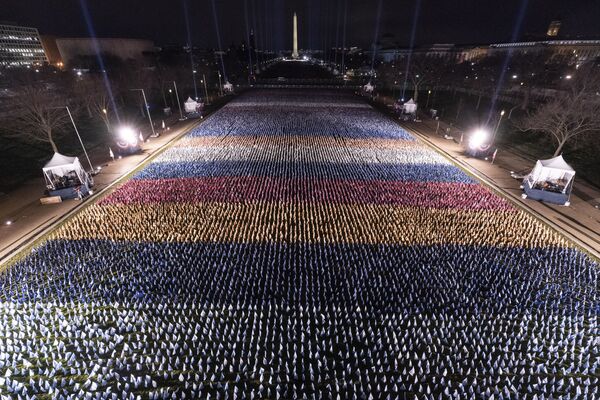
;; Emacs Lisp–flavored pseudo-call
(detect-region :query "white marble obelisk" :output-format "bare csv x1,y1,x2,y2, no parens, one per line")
292,12,299,58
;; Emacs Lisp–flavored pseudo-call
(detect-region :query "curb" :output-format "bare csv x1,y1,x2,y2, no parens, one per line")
403,123,600,262
0,100,231,269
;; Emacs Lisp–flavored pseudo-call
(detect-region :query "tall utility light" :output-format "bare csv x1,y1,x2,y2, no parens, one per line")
130,89,156,137
172,81,184,120
66,106,94,172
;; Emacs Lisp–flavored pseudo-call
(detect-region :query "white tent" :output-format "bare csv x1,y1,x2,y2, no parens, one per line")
184,97,200,113
523,155,575,205
403,98,417,114
528,155,575,188
223,82,234,93
42,152,92,191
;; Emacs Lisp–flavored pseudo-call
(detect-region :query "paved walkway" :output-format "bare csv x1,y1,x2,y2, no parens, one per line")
400,116,600,259
0,117,202,264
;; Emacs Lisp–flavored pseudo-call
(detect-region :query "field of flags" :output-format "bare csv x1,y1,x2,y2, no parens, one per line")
0,89,598,399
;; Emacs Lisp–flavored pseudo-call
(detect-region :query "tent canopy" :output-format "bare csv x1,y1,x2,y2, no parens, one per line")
42,152,91,190
403,98,417,113
526,155,575,195
184,97,202,113
43,152,77,169
538,155,575,172
530,155,575,183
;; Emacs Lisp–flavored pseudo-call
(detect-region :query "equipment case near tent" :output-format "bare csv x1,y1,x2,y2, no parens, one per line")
522,155,575,206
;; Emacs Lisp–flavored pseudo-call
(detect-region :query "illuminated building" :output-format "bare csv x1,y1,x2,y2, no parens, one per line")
0,23,48,67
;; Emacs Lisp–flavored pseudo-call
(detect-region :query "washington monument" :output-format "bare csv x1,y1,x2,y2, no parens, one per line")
292,12,299,58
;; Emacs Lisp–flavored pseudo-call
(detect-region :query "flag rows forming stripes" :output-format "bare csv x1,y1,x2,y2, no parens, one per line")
0,89,597,399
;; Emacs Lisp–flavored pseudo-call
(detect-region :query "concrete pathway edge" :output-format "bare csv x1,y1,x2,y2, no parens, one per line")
0,118,205,269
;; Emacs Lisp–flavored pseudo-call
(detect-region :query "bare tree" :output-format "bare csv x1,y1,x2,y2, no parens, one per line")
5,83,71,153
508,50,574,109
71,76,95,118
518,66,600,157
462,55,502,111
402,55,449,102
84,77,116,134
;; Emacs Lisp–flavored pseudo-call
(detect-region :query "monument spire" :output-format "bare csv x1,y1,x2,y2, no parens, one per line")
292,12,299,58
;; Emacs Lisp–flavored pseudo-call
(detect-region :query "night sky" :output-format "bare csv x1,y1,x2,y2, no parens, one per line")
2,0,599,50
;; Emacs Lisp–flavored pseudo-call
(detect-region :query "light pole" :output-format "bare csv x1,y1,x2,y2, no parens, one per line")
192,69,199,100
492,110,505,142
131,89,156,137
202,74,210,105
217,71,223,97
168,88,175,108
65,106,94,172
172,81,184,120
102,108,111,133
507,104,520,120
426,89,432,109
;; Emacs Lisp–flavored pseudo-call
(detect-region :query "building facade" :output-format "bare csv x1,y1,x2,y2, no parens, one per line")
377,44,473,64
377,40,600,67
0,23,48,67
471,40,600,66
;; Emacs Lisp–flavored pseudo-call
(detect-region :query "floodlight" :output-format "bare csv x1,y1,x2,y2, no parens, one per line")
468,128,490,150
117,126,138,145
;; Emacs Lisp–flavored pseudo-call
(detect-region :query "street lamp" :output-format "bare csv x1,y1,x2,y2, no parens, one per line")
217,71,224,97
168,88,175,108
130,88,156,137
172,81,185,120
507,104,520,120
102,108,112,133
426,89,432,109
192,69,199,100
202,74,210,105
65,106,94,173
492,110,505,142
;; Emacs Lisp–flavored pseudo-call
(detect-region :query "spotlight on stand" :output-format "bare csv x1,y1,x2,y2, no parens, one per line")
117,126,138,145
466,128,493,158
468,128,490,150
115,126,141,155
